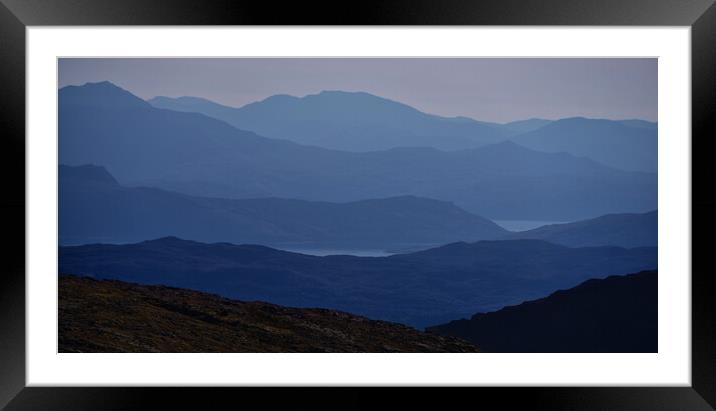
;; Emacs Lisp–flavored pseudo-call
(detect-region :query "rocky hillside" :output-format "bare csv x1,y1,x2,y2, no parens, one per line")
59,275,478,353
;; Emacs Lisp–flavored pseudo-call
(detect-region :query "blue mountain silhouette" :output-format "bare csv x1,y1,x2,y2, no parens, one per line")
59,236,657,328
60,164,506,247
150,90,508,151
511,117,657,172
60,82,657,220
505,210,657,248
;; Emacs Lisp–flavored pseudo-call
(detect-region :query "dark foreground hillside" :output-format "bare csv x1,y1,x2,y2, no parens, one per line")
427,271,657,353
59,275,478,353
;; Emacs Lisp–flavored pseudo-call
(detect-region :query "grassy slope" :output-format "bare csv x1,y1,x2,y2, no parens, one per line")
59,275,478,353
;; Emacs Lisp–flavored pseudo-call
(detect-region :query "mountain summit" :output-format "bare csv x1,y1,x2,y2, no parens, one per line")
60,81,151,110
150,90,509,151
61,82,657,221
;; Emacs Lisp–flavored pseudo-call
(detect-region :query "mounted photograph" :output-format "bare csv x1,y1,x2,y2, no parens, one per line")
57,57,658,353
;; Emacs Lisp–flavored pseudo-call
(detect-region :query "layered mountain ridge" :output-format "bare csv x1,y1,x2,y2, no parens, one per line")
149,90,509,151
56,78,660,353
59,236,658,328
59,164,507,247
60,81,657,221
510,117,658,172
504,210,657,248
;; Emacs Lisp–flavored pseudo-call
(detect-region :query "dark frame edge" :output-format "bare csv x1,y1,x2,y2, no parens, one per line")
0,1,26,410
0,0,713,25
0,0,714,409
2,387,715,410
691,1,716,409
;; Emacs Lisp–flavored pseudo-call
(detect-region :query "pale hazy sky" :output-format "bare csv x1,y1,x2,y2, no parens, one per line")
58,58,657,123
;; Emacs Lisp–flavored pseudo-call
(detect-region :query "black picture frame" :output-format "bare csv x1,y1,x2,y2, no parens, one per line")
1,0,714,409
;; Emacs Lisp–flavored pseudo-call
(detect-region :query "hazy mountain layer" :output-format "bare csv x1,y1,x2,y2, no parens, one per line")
504,210,657,248
150,95,656,173
501,118,553,134
149,91,509,151
510,117,657,172
60,164,507,247
60,82,657,220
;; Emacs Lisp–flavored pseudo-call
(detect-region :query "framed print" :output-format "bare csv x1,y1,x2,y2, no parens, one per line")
1,0,715,409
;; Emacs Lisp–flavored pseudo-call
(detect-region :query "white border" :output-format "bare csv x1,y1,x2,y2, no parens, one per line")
27,27,691,386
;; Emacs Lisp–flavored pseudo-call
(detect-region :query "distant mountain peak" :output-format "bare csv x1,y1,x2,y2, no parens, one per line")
246,89,429,117
62,80,123,93
317,89,365,95
88,80,115,87
152,95,214,104
306,90,420,110
147,89,514,151
260,93,299,103
59,81,150,109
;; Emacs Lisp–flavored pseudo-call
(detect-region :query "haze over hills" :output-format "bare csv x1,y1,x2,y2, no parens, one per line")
510,117,658,172
504,210,657,248
57,62,659,354
60,82,657,220
149,94,657,173
428,270,657,352
59,237,658,328
59,275,478,353
59,164,507,247
149,91,510,151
